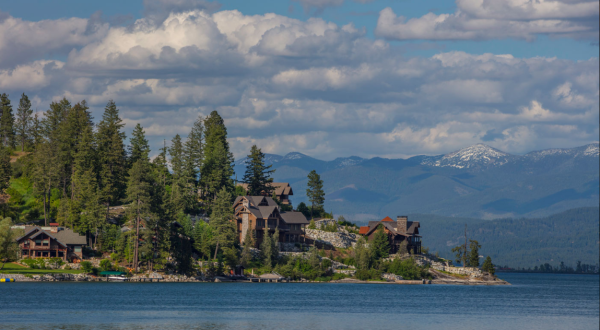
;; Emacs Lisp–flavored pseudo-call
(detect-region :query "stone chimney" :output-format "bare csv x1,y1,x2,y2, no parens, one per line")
396,216,407,234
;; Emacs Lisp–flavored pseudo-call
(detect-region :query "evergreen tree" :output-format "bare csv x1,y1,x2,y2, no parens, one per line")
184,115,204,185
126,159,153,272
200,111,234,202
242,145,275,196
271,226,280,263
152,139,170,188
306,170,325,219
0,217,18,270
97,100,127,214
31,112,43,148
0,94,15,148
354,237,372,270
169,134,191,211
128,123,150,165
240,229,253,267
15,93,33,151
468,240,481,267
32,141,59,225
482,256,495,275
0,147,11,193
371,225,390,260
209,187,236,259
261,226,273,269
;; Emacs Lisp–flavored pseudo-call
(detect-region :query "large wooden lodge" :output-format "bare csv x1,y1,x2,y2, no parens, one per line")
359,216,422,254
15,223,87,262
233,195,309,248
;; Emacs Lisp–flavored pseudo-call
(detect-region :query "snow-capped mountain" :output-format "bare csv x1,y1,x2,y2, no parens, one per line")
421,144,514,169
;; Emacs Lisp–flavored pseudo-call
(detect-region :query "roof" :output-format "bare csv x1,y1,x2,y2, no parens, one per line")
280,211,309,225
17,227,68,248
17,226,87,246
361,217,419,237
236,182,293,196
53,228,87,245
234,196,280,219
100,271,127,276
259,273,285,279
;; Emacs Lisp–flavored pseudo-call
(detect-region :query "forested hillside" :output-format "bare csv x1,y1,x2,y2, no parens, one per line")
0,93,239,273
406,207,599,269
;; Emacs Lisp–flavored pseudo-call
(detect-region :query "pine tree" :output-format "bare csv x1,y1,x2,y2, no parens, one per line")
240,229,253,267
482,256,495,275
0,94,15,148
468,240,481,267
15,93,33,151
354,237,372,270
32,141,59,226
128,123,150,165
271,226,279,264
371,225,390,260
184,115,204,184
97,100,127,215
152,139,170,188
261,226,272,269
242,145,275,196
0,147,11,193
200,111,234,202
209,187,236,260
306,170,325,219
126,159,153,272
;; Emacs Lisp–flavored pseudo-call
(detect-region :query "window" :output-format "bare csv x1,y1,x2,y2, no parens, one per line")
35,240,41,246
74,246,82,253
43,239,49,246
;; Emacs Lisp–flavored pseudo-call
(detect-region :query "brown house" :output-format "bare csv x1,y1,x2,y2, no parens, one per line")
233,195,309,248
236,182,294,205
16,224,87,261
359,216,421,254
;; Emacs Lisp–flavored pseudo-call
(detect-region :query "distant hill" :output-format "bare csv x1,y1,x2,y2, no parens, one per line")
235,143,599,219
406,207,599,268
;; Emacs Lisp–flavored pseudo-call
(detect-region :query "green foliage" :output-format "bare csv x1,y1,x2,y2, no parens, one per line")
99,259,113,271
243,145,275,196
354,237,372,270
371,225,390,260
384,257,431,280
0,93,15,148
210,187,236,259
355,269,382,281
468,240,481,267
296,202,311,218
0,217,18,268
482,256,495,275
322,221,338,232
15,93,33,151
307,219,316,230
240,229,253,267
306,170,325,219
261,227,273,270
80,261,93,273
200,111,234,204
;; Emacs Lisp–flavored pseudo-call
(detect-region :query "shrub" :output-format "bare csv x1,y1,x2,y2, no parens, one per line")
91,267,100,276
355,269,382,281
332,273,348,281
385,257,431,280
80,261,93,273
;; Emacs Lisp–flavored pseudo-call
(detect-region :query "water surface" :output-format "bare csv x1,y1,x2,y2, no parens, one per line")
1,273,598,329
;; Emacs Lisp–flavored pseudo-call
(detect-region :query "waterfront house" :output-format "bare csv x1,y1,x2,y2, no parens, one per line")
236,182,294,205
359,216,422,254
16,223,87,262
233,195,309,248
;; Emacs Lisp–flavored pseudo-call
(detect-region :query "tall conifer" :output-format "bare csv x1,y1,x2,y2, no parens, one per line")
200,111,234,202
0,94,15,148
243,145,275,196
15,93,33,151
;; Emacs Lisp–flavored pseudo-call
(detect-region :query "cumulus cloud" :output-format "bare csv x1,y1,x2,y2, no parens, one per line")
375,0,599,41
0,10,597,160
293,0,375,14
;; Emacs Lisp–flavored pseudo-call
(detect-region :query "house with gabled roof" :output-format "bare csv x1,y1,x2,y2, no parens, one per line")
359,216,421,254
15,223,87,261
233,195,309,248
236,182,294,205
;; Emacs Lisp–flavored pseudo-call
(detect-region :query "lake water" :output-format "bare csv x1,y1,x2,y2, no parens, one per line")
0,273,598,330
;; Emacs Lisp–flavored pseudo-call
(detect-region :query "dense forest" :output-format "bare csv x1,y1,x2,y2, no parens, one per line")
0,93,248,272
410,207,600,269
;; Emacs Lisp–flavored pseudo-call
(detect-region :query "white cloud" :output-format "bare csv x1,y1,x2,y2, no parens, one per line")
0,10,597,160
375,0,599,41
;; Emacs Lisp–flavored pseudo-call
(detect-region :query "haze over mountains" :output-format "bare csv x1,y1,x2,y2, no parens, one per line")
235,143,599,220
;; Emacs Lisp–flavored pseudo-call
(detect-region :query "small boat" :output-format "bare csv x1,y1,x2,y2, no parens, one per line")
108,276,128,282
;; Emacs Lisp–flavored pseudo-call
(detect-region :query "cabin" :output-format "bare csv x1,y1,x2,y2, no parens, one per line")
16,224,88,262
236,182,294,205
233,195,309,248
359,216,421,254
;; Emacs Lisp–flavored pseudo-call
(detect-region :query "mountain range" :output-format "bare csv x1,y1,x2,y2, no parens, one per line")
234,143,599,220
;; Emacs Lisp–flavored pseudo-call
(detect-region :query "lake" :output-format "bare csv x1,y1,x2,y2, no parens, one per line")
0,273,598,330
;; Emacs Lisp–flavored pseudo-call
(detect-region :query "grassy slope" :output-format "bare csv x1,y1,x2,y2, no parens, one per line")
0,262,84,275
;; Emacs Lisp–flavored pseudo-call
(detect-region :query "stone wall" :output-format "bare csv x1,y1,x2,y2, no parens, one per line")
431,262,482,277
305,229,359,248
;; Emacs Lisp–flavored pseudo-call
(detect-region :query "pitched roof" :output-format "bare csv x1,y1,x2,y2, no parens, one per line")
236,182,294,196
381,216,394,222
18,227,68,248
362,217,419,237
280,211,309,225
358,226,369,235
17,226,86,246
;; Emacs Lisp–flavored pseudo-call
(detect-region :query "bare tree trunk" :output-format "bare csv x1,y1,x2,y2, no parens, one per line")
213,240,219,260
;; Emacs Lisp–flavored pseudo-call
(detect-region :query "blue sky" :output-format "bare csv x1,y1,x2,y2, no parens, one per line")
0,0,598,159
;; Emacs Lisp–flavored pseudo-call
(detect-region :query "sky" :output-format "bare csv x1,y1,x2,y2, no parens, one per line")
0,0,598,160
